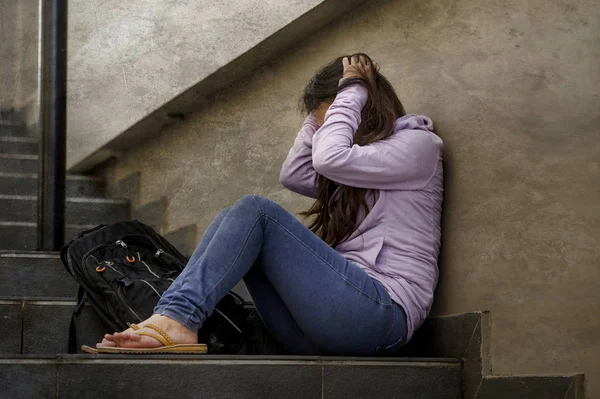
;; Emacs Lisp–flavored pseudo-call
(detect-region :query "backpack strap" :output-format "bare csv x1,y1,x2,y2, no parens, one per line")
68,286,86,353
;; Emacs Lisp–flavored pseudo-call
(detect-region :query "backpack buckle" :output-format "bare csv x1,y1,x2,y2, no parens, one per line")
118,277,134,288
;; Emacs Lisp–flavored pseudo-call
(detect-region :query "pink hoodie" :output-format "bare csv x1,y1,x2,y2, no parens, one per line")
279,78,444,340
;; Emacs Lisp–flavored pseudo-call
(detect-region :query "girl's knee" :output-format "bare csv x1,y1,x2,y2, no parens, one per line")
236,194,278,214
237,194,263,205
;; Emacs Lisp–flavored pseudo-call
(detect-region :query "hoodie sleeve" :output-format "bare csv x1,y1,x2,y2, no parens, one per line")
279,112,321,198
311,79,442,191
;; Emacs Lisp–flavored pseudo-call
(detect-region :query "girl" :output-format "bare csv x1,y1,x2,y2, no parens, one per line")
91,53,444,356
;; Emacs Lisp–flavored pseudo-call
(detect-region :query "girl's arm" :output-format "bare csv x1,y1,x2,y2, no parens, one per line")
312,79,442,191
279,112,321,198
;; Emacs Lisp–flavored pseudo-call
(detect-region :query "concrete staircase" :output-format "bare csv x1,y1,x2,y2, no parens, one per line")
0,110,584,398
0,109,197,253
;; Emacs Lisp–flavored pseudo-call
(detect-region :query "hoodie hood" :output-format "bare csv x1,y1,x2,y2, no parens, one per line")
394,114,434,133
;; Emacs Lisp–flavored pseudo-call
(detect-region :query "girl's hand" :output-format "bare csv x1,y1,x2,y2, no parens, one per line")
342,55,377,86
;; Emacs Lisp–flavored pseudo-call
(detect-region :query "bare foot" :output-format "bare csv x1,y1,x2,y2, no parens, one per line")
97,314,197,349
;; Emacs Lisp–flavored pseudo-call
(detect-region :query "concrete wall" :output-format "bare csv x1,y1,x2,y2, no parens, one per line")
95,0,600,396
0,0,39,124
0,0,18,108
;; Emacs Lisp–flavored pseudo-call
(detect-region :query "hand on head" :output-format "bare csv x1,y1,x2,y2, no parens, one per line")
342,55,378,86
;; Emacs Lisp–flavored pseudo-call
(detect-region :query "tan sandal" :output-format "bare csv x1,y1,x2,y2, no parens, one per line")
82,323,208,355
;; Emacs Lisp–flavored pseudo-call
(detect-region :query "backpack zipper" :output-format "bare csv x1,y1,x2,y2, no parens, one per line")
118,235,162,254
117,235,187,271
114,240,164,278
103,261,125,277
154,249,187,270
116,240,163,278
137,251,161,278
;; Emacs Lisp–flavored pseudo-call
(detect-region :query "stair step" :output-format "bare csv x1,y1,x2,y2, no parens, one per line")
0,136,38,154
0,172,105,197
0,153,38,173
0,252,76,298
105,171,140,204
0,222,100,250
0,297,270,355
163,224,197,257
477,375,582,399
0,108,16,121
0,250,248,313
0,356,462,399
0,252,487,357
0,298,106,354
0,120,26,137
132,197,167,233
0,195,129,225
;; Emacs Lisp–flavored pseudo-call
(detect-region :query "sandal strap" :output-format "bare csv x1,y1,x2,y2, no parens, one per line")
129,323,140,331
134,331,171,346
133,323,176,346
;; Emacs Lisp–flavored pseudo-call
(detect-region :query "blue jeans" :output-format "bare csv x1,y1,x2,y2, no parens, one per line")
154,195,408,356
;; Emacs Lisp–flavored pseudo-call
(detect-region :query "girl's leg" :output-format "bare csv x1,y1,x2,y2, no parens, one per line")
151,194,407,355
170,203,319,354
243,265,320,355
160,206,233,302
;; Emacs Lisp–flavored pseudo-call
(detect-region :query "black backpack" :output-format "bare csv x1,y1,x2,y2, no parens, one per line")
60,219,249,354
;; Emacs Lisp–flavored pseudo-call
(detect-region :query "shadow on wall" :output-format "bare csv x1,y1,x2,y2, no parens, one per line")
431,123,452,316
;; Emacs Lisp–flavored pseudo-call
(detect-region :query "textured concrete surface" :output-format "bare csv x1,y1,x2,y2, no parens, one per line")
477,375,582,399
0,0,39,128
0,224,98,250
1,358,461,398
323,364,462,399
66,0,376,171
0,363,57,399
0,303,22,353
59,363,323,398
0,0,18,108
0,253,77,298
93,0,599,397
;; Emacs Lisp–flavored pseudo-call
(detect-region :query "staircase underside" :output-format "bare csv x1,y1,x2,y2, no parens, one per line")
67,0,371,173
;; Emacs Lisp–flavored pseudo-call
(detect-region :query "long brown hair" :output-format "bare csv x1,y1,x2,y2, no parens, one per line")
299,53,406,247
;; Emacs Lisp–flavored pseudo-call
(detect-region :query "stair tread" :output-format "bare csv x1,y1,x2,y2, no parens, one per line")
0,250,60,257
0,355,462,398
0,194,128,204
0,153,37,159
0,136,38,143
0,221,98,227
0,120,24,126
0,354,462,364
0,171,103,181
0,297,78,302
